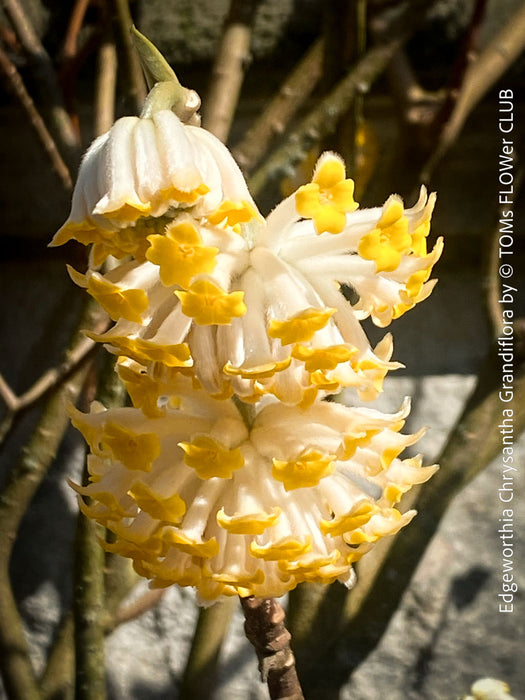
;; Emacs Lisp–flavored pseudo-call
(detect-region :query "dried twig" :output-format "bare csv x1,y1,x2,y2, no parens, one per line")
0,43,73,191
232,38,324,173
241,596,304,700
202,0,260,142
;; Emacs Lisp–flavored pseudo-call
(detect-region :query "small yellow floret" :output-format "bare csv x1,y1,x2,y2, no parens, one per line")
358,196,412,272
130,482,186,523
86,274,148,323
272,449,335,490
103,422,161,471
320,501,379,537
175,280,246,325
295,154,358,234
292,344,357,372
268,307,336,345
179,435,244,479
146,220,218,288
216,506,281,535
207,200,260,229
250,535,312,561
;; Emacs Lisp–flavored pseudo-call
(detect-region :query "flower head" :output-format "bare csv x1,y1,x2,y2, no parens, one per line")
55,70,442,603
70,379,436,601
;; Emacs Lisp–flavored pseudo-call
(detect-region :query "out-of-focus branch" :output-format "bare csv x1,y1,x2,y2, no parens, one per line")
202,0,260,142
248,35,404,198
0,334,102,444
241,596,304,700
60,0,95,138
232,38,324,173
108,588,165,630
0,299,107,700
2,0,79,160
94,29,117,136
73,364,107,700
179,598,235,700
39,613,75,700
73,499,107,700
421,2,525,181
108,0,147,113
0,43,73,191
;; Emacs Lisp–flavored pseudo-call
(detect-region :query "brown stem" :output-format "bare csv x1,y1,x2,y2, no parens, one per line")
232,37,324,173
202,0,260,142
0,43,73,191
240,596,304,700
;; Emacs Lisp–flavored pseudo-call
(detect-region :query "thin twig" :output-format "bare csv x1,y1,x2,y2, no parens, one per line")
38,613,75,700
241,596,304,700
60,0,95,138
0,43,73,191
202,0,260,142
0,334,102,445
232,38,324,173
109,588,166,630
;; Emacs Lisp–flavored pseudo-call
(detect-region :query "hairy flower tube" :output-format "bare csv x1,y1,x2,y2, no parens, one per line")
69,375,437,601
55,80,442,600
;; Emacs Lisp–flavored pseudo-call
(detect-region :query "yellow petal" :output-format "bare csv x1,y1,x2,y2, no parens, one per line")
175,280,246,325
179,435,244,479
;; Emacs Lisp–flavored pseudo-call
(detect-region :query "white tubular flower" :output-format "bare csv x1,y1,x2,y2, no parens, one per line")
69,379,437,602
50,110,257,266
57,145,441,406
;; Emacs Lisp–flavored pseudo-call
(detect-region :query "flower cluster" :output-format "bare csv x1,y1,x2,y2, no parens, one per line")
54,89,442,601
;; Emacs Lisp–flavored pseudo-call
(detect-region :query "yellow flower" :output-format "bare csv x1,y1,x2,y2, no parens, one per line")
175,279,247,325
295,152,358,234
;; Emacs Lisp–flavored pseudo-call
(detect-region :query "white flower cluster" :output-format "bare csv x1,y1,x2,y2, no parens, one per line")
54,88,442,601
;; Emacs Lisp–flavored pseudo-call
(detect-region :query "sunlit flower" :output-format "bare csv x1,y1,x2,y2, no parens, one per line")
57,134,441,406
50,110,256,266
69,377,437,601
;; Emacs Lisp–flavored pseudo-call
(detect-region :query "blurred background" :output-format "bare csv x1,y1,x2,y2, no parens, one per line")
0,1,524,698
